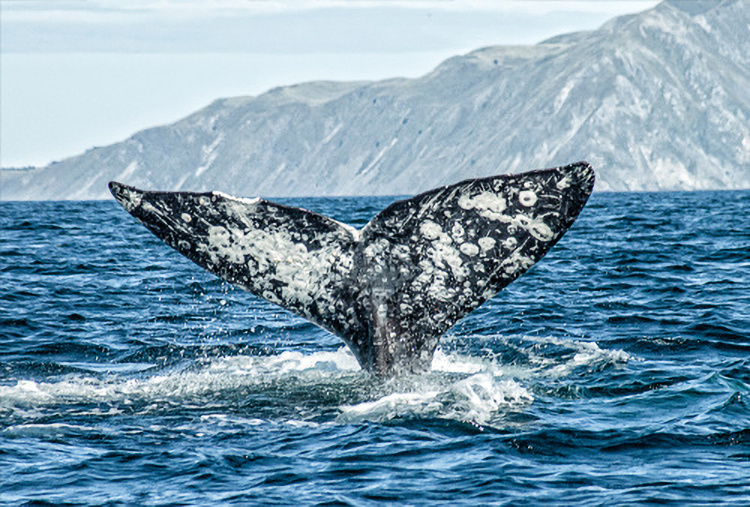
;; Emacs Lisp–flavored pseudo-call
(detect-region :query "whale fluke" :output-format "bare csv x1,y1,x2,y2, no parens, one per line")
110,162,595,376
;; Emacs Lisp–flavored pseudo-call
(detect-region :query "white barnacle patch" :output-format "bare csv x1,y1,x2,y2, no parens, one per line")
459,243,479,257
413,267,433,291
207,225,230,244
527,220,554,242
262,290,280,304
477,237,496,252
503,215,555,243
364,238,389,260
140,201,158,215
181,213,192,223
518,190,537,207
502,251,535,276
431,242,467,280
240,229,351,311
118,188,142,213
392,244,411,262
204,225,246,265
427,271,455,302
502,237,518,250
451,223,465,241
457,191,508,221
556,175,572,189
420,220,443,241
419,222,470,281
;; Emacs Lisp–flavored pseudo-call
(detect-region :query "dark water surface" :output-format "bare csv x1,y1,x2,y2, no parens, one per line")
1,191,748,505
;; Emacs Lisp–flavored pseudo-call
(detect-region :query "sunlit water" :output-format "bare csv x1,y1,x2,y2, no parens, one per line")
1,191,748,505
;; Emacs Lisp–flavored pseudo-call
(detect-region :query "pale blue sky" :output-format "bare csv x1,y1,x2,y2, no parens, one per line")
1,0,659,168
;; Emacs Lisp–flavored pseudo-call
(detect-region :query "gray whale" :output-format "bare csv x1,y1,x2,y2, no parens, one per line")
110,162,595,377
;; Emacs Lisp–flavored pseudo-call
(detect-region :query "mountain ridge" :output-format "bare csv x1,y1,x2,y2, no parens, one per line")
2,0,748,200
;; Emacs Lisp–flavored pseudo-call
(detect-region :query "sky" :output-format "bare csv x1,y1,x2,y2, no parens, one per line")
1,0,660,168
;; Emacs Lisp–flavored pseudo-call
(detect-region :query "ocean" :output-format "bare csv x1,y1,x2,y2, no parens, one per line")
1,190,748,505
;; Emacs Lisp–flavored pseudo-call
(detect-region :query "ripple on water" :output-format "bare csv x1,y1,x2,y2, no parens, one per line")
1,192,749,504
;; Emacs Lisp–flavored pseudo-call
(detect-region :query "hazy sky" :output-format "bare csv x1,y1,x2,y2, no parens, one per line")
1,0,659,168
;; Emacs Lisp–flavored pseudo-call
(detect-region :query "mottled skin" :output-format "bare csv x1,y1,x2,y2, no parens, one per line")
110,162,595,377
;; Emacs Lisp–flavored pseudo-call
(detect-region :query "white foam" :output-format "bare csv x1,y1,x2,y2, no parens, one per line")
338,390,443,422
522,335,631,378
431,347,488,374
0,337,628,428
0,347,361,411
446,373,533,423
338,371,533,425
335,347,542,425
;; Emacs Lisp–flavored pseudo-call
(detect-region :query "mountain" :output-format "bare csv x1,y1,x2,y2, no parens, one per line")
2,0,748,200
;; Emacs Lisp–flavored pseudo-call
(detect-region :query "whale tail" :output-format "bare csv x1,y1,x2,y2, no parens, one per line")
110,162,595,377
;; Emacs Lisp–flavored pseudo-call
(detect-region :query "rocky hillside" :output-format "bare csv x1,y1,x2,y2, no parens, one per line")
2,0,748,200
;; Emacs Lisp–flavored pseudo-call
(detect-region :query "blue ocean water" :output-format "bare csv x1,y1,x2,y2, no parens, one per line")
1,190,748,505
